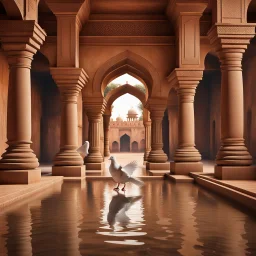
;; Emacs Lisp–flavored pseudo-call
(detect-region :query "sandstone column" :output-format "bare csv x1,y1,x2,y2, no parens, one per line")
0,21,46,184
50,68,88,177
103,111,111,157
83,98,106,174
143,108,151,162
146,99,169,174
208,24,256,180
143,121,151,162
168,69,203,174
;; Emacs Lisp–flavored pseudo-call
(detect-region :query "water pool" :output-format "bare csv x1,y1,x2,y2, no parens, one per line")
0,180,255,256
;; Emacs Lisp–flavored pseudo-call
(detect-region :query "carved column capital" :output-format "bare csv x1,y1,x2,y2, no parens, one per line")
168,68,203,90
207,23,256,55
50,67,88,102
0,20,46,68
83,97,107,121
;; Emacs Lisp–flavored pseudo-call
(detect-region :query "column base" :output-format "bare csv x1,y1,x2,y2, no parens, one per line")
146,162,170,171
170,162,203,175
85,162,105,176
0,169,41,184
52,165,85,177
215,165,256,180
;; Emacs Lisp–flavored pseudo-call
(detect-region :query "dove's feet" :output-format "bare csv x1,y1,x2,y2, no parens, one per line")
114,187,119,191
121,187,126,192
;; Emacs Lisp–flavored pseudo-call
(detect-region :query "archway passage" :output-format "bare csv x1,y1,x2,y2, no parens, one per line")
120,134,130,152
112,141,119,152
132,141,139,152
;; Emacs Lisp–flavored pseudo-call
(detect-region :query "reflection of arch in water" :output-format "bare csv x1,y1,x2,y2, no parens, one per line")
140,139,145,152
112,141,119,152
120,134,130,152
132,141,139,152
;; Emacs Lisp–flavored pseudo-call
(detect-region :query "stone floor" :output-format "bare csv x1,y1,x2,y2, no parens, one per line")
40,153,215,177
0,176,63,209
1,154,256,212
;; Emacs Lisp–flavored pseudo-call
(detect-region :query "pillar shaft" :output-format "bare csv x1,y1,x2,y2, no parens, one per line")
216,49,252,165
85,111,103,163
208,24,255,166
144,121,151,161
174,86,201,162
50,68,88,167
103,114,111,157
147,109,168,163
168,69,203,163
0,21,46,171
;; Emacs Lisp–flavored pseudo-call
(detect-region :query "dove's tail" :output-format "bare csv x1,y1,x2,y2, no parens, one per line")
129,177,144,187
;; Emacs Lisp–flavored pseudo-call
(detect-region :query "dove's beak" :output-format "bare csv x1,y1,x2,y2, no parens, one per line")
108,158,111,160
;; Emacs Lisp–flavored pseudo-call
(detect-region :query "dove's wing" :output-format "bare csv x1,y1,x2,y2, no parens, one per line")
84,141,89,155
77,141,89,157
122,161,138,176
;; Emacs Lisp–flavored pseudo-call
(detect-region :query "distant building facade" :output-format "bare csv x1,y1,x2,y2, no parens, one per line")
109,109,145,152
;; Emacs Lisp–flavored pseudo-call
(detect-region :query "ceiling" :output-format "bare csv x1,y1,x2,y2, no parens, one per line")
90,0,169,15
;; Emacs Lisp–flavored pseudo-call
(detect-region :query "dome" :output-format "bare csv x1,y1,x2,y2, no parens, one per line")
127,108,138,115
116,116,123,121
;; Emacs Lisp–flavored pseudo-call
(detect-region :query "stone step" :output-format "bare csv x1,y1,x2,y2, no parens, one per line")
147,170,169,176
165,174,194,183
86,170,103,176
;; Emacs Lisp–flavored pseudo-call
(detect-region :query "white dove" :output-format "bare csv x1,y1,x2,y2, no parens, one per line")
77,141,90,159
108,156,144,191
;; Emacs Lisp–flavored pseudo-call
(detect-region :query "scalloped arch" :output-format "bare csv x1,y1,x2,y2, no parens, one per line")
93,50,160,98
105,84,147,112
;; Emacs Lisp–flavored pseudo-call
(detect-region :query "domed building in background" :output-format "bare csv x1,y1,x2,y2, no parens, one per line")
116,115,123,122
109,109,145,152
127,108,138,121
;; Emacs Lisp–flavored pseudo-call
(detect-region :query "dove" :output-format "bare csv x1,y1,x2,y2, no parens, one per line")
108,155,144,191
107,192,142,228
77,141,90,159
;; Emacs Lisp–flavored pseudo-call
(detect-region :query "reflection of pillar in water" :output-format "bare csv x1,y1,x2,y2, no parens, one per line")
5,205,33,256
29,181,63,255
174,184,202,256
0,215,8,255
56,181,84,256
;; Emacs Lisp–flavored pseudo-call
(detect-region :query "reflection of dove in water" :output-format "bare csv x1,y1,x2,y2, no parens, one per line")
108,156,144,191
77,141,89,159
107,193,142,228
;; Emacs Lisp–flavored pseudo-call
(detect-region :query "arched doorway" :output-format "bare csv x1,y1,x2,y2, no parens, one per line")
112,141,119,152
140,139,145,152
120,134,130,152
132,141,138,152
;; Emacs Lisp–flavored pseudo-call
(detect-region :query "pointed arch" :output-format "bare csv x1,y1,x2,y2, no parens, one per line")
93,50,160,97
105,84,146,112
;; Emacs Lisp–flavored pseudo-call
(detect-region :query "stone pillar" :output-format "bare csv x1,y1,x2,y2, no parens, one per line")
145,99,169,174
82,107,89,141
100,115,104,160
208,24,256,180
50,68,88,178
168,69,203,175
103,112,111,157
0,21,46,184
83,99,106,174
143,121,151,162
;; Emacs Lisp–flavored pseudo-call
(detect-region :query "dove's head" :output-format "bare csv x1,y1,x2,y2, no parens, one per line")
108,156,115,161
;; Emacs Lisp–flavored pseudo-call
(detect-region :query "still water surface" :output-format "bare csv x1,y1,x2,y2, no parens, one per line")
0,180,256,256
